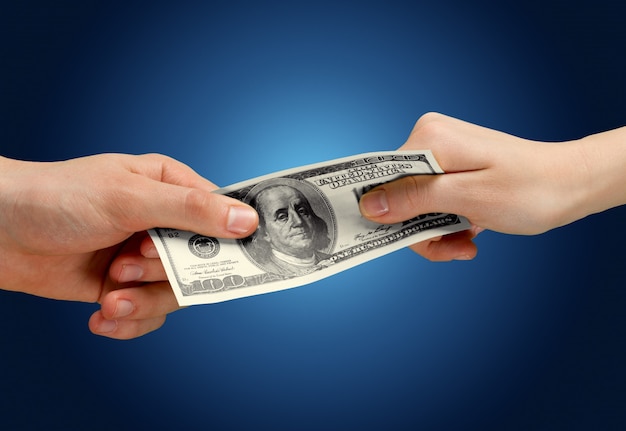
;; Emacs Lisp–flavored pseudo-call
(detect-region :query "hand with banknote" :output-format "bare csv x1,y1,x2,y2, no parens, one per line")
359,112,626,261
0,153,258,339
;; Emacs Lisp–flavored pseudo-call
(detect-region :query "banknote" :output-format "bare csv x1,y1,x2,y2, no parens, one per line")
149,151,470,305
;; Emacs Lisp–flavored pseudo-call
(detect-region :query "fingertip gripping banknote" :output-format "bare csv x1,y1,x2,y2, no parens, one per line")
149,151,470,305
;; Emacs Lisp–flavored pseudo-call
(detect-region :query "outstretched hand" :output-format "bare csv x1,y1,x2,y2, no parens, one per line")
0,153,258,339
360,113,626,261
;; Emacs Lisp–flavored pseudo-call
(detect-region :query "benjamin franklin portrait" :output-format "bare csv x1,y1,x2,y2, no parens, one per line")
240,178,336,277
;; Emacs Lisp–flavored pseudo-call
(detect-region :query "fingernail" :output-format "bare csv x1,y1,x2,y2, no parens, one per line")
142,243,159,259
454,254,473,261
118,264,144,283
227,206,257,234
98,319,117,333
361,189,389,217
114,299,134,318
471,225,485,237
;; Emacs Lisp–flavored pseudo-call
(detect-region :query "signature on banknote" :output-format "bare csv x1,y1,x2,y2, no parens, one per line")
354,224,393,242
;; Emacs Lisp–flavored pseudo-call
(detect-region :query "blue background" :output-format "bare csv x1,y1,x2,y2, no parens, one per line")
2,1,626,430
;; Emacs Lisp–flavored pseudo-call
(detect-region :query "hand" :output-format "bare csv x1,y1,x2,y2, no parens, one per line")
359,112,626,261
0,153,258,339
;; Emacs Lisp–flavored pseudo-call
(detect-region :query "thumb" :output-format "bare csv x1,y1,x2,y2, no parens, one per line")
121,178,259,238
359,174,456,224
105,154,259,238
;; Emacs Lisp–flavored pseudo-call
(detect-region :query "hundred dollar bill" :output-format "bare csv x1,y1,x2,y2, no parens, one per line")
149,151,470,305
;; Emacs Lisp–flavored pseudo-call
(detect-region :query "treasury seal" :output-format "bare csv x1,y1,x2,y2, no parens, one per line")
188,235,220,259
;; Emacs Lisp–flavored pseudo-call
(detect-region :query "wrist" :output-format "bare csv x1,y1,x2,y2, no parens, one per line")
0,156,19,292
563,127,626,224
0,156,22,228
0,156,34,254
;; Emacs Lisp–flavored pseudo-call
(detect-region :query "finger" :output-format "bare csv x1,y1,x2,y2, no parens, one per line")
140,235,159,258
358,175,445,224
99,281,180,321
408,229,478,262
88,310,166,340
108,232,167,283
109,254,168,283
362,169,493,226
122,178,259,238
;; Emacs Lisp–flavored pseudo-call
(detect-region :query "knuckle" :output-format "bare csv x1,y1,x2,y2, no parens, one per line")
416,111,445,127
414,113,448,141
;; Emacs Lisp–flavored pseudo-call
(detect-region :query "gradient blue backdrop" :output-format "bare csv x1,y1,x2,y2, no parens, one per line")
1,1,625,430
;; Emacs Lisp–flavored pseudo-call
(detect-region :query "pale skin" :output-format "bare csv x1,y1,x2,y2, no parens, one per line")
359,112,626,261
0,153,258,340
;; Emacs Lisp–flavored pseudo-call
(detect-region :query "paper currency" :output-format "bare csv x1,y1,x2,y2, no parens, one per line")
149,151,470,305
